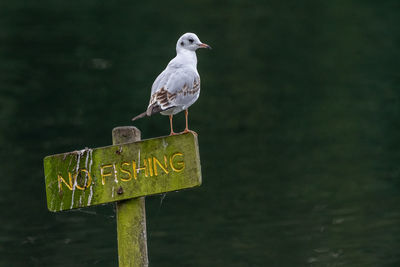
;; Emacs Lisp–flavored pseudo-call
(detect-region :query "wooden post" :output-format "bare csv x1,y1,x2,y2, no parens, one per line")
112,126,149,267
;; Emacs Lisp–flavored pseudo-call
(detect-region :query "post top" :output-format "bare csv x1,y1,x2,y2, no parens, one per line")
112,126,140,131
112,126,141,144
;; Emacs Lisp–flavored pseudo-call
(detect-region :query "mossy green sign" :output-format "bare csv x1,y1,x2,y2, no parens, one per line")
44,133,201,212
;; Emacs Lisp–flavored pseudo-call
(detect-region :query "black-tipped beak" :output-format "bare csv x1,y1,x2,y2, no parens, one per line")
198,43,212,49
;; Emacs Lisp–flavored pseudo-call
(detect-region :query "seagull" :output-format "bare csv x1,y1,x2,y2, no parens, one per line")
132,32,211,135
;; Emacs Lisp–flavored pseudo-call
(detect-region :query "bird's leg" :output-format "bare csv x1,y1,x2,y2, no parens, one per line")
182,109,197,136
169,115,177,136
184,109,189,132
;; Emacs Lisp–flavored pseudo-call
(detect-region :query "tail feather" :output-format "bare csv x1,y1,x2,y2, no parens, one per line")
132,104,175,121
131,104,161,121
131,111,147,121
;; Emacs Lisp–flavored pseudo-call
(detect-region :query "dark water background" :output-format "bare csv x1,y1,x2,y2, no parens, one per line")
1,1,400,266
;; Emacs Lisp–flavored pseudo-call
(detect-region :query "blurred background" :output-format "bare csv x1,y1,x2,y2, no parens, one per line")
1,0,399,266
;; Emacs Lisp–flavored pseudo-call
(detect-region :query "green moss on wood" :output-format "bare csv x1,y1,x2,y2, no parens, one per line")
44,133,201,212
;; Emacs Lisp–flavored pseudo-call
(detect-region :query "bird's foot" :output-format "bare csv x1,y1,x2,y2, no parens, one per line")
169,131,178,136
181,129,198,136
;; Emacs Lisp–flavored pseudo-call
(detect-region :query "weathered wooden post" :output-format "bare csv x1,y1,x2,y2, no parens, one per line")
113,126,148,267
43,128,202,266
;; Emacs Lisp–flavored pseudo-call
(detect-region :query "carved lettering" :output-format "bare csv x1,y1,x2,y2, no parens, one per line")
153,155,169,176
100,164,113,185
120,162,132,182
132,159,148,179
148,158,154,177
57,169,92,192
56,151,185,190
75,169,92,190
58,173,73,191
170,152,185,172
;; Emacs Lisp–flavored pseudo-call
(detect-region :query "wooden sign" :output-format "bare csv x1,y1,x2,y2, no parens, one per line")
44,132,201,212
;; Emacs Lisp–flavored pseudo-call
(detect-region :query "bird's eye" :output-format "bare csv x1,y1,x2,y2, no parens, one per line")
188,38,194,43
180,41,184,46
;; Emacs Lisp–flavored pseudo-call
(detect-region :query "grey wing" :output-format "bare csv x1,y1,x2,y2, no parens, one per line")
150,69,168,96
168,68,200,109
146,68,200,115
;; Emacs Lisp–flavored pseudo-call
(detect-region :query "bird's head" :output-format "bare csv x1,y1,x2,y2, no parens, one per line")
176,33,211,52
